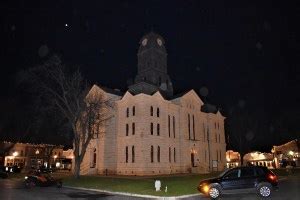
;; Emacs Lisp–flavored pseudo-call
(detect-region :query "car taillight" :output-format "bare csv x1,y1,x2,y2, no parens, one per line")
268,174,277,181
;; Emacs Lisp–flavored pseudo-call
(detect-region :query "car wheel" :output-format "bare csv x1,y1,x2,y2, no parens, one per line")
208,186,221,199
258,183,272,197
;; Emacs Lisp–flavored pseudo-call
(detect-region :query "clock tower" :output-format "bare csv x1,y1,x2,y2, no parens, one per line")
128,32,173,98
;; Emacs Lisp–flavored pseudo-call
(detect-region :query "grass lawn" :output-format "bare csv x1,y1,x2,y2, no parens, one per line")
62,168,300,197
63,173,220,196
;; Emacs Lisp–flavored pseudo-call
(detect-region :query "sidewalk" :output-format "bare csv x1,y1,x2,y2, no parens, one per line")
64,185,203,200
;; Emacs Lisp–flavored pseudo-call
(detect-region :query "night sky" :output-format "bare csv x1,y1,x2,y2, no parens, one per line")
0,1,299,151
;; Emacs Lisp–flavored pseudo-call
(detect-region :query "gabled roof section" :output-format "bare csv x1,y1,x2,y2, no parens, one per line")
152,91,165,100
181,89,204,106
120,91,133,101
88,84,123,97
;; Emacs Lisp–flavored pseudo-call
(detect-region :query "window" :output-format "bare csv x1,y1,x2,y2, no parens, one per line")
192,115,195,140
151,123,153,135
169,147,171,163
216,150,218,161
168,115,170,138
203,123,206,141
241,168,255,177
150,106,153,116
91,148,96,168
219,134,221,143
157,108,160,117
157,146,160,162
205,150,207,162
215,133,217,143
174,148,176,162
126,146,128,163
157,123,160,136
188,114,191,140
173,116,175,138
132,146,135,163
132,123,135,135
224,169,240,179
151,146,154,163
126,124,129,136
126,108,129,117
219,150,222,161
132,106,135,116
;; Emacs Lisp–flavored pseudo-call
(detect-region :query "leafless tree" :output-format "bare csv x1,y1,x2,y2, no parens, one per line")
20,55,112,178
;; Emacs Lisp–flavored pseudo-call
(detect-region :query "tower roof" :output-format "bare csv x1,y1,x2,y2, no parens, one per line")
138,32,166,54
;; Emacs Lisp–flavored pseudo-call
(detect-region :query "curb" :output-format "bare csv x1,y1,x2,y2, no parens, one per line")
63,186,203,199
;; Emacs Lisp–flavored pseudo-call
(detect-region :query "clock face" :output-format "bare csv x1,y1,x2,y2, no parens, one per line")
142,38,148,46
157,38,162,46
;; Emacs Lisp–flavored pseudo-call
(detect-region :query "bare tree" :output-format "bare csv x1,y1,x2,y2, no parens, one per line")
19,55,112,178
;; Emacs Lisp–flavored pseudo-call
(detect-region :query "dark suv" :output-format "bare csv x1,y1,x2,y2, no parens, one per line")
197,166,278,199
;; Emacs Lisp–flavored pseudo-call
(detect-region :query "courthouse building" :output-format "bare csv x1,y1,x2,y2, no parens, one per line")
80,32,226,175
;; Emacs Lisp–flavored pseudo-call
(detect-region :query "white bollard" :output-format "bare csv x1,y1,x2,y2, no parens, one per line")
155,180,161,191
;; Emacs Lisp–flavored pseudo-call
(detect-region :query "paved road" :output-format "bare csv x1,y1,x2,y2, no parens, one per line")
0,179,147,200
181,176,300,200
1,176,299,200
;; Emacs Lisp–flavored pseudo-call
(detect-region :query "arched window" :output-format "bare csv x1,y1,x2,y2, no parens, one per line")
132,106,135,116
150,106,153,116
157,146,160,162
151,123,153,135
188,114,191,140
125,146,128,163
193,115,195,140
173,116,175,138
91,148,96,168
151,146,154,163
168,115,170,138
157,108,160,117
132,123,135,135
157,124,160,136
126,108,129,117
132,146,135,163
169,147,171,163
126,124,129,136
174,148,176,163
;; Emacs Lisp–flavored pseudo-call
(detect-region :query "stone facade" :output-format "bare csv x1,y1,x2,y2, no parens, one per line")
80,32,226,175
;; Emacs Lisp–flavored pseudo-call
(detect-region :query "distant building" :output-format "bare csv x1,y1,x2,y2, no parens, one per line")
243,152,274,168
0,141,66,170
79,32,226,176
226,150,240,168
272,139,300,168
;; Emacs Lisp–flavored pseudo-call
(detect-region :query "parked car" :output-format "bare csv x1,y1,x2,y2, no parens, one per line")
197,166,278,199
24,170,62,188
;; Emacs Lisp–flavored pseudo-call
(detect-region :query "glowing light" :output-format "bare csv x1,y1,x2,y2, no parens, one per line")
203,185,209,193
289,151,294,156
65,23,68,27
12,151,18,157
53,155,58,159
